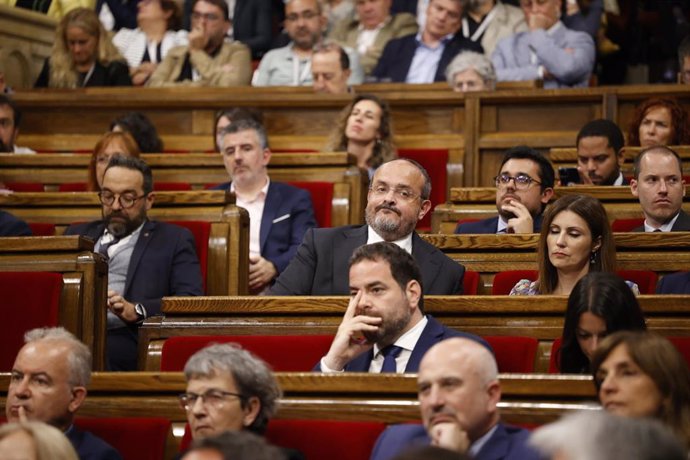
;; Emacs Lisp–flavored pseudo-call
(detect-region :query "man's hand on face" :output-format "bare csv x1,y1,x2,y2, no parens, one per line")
17,405,28,423
430,422,470,453
322,290,382,371
107,290,138,323
248,255,278,291
189,26,208,52
528,12,552,31
502,199,535,233
576,165,595,185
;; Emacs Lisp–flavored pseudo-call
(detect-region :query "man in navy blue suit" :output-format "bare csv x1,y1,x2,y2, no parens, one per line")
6,327,122,459
316,242,485,373
574,119,628,186
456,146,554,234
372,0,482,83
213,118,316,293
65,156,203,370
370,337,540,460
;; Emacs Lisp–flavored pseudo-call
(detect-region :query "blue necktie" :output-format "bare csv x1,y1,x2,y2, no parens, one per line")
97,236,120,260
380,345,403,373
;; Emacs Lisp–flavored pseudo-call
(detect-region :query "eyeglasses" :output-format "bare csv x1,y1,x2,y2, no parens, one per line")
98,191,147,209
178,390,245,411
369,183,421,202
191,11,221,22
494,174,541,190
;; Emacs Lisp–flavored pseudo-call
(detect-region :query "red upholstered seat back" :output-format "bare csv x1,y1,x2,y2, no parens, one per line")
75,417,171,460
616,269,657,294
59,183,88,192
548,337,563,373
160,335,334,372
462,270,480,295
398,149,448,231
154,182,193,191
667,337,690,369
0,272,63,370
484,336,539,373
28,223,56,236
611,218,644,232
167,221,210,293
492,270,538,295
287,181,333,228
5,182,44,192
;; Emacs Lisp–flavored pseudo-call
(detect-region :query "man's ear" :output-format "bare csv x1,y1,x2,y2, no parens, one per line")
630,179,639,198
145,192,155,211
405,279,422,312
242,396,261,428
418,200,432,220
68,386,87,414
541,187,554,204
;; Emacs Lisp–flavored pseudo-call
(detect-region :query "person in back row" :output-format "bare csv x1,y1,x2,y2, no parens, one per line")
573,119,627,186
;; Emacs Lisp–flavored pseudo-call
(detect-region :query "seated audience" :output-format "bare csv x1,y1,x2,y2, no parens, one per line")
5,327,122,459
0,95,34,154
212,119,317,293
529,410,686,460
87,131,141,191
0,422,79,460
492,0,595,88
627,98,690,147
213,108,263,152
679,35,690,84
5,0,88,20
182,430,285,460
110,112,164,153
96,0,138,31
270,159,466,295
510,194,638,296
592,331,690,450
254,0,363,87
372,0,482,83
316,243,485,373
557,272,646,374
455,146,554,234
445,51,496,92
370,337,539,460
112,0,188,86
460,0,526,56
324,94,396,176
631,146,689,232
312,41,353,94
323,0,354,33
0,210,32,236
574,119,627,186
657,270,690,294
35,8,132,88
328,0,418,76
148,0,251,87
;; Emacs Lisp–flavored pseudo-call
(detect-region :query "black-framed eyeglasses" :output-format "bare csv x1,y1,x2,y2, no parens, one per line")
493,174,541,190
98,191,147,209
369,183,421,202
178,390,245,411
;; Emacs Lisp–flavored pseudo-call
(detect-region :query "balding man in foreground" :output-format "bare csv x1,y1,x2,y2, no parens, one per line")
370,337,540,460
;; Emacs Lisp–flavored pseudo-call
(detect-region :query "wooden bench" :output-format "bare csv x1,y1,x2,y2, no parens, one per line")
432,185,690,233
549,146,690,176
140,294,690,373
0,191,250,295
0,236,108,369
0,152,366,227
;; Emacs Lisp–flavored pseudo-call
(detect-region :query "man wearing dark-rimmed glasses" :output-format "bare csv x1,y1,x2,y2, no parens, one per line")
65,155,202,371
455,146,554,234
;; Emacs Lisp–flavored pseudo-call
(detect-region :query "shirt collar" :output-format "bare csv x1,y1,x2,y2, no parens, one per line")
613,171,625,186
644,211,681,232
547,20,563,35
469,424,499,457
230,176,270,203
497,216,509,233
415,30,455,47
372,315,428,357
366,225,414,254
357,16,390,32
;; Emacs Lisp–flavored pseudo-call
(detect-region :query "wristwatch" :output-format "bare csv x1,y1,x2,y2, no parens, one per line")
134,303,147,323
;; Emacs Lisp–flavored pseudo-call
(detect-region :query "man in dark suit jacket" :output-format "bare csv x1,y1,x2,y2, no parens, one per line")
631,146,690,233
6,327,122,459
214,118,316,292
456,146,554,234
315,242,486,373
573,119,629,186
657,271,690,294
372,0,482,83
369,337,540,460
65,156,203,370
0,210,31,236
271,158,465,295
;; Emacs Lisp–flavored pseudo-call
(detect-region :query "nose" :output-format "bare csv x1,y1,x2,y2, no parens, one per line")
555,231,567,247
191,396,207,415
586,158,597,171
11,377,31,398
659,179,669,193
585,338,598,359
600,373,617,394
427,385,446,409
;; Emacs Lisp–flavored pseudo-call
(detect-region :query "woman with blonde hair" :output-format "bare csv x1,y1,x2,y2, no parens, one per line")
87,131,141,191
35,8,131,88
0,422,79,460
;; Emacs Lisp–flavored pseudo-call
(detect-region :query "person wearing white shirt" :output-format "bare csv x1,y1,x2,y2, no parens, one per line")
0,95,35,154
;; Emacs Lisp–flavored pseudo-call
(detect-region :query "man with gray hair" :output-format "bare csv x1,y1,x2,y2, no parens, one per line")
445,51,496,92
6,327,122,459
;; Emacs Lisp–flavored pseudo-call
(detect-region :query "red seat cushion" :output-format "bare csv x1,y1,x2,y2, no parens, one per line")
0,272,63,370
462,270,480,295
59,183,88,192
548,337,563,373
5,182,44,192
28,223,56,236
155,182,193,191
287,181,333,228
160,335,334,372
484,336,538,373
616,269,657,294
398,149,448,231
167,221,210,293
492,270,538,295
611,218,644,232
667,337,690,369
75,417,171,460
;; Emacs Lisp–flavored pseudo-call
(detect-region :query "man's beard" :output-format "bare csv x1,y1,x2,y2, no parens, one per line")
0,138,12,153
365,203,417,241
362,308,411,347
105,209,146,238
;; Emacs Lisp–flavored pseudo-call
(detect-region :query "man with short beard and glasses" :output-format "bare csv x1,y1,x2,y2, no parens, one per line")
270,158,466,295
65,155,203,371
315,242,485,373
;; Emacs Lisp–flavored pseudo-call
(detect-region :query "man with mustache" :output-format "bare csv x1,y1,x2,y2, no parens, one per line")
574,119,627,186
316,242,485,373
370,337,540,459
271,158,466,295
455,146,554,234
65,155,203,370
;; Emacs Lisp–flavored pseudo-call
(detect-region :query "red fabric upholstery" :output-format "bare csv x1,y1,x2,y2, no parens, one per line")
397,149,449,230
160,335,334,372
611,218,644,232
155,182,193,191
667,337,690,369
548,338,563,373
287,181,333,228
5,182,44,192
484,336,539,373
75,417,171,460
492,270,538,295
462,270,480,295
58,183,88,192
616,270,657,294
167,221,210,293
28,223,56,236
0,272,62,370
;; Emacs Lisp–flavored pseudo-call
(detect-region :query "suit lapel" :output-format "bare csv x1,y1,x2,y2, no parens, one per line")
405,316,441,371
260,183,280,252
125,221,155,295
411,232,441,292
474,424,509,460
672,210,690,231
345,350,375,372
332,226,368,293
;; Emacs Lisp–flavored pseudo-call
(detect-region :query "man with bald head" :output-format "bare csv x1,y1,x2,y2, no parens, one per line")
370,337,540,460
